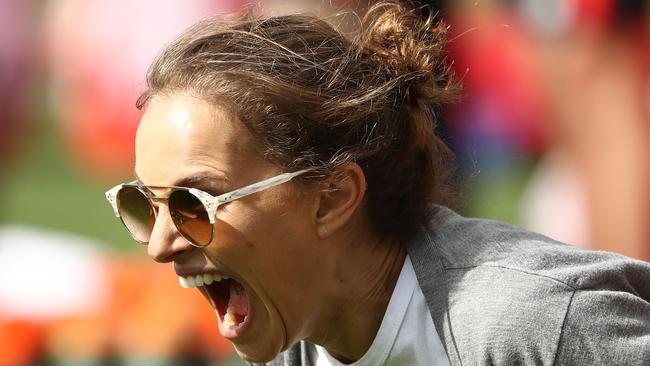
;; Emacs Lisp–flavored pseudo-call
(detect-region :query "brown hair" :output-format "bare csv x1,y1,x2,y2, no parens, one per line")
137,1,461,239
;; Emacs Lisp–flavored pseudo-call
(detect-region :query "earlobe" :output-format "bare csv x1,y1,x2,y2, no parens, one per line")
315,163,366,239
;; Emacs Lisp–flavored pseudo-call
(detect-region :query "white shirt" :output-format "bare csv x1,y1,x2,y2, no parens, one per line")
315,255,450,366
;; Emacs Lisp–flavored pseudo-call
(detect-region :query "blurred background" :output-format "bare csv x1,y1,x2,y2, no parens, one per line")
0,0,648,364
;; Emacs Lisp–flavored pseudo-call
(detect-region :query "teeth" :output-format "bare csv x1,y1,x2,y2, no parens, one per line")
178,273,227,289
223,302,246,329
223,311,238,328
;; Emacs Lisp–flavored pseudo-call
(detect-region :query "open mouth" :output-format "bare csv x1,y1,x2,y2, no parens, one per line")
180,274,252,339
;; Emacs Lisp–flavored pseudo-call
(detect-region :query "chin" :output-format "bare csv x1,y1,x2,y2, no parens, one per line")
234,345,282,364
230,309,291,363
231,332,289,364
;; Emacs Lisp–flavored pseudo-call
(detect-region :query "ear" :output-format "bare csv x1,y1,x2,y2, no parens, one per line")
315,162,367,239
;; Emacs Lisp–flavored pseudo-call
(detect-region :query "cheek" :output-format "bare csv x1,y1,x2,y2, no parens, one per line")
209,201,312,273
220,191,314,247
207,197,317,297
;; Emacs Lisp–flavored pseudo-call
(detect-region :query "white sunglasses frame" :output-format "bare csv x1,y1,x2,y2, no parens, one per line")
105,168,313,246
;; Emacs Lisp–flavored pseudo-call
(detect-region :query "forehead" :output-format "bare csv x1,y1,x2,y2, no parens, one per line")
134,93,260,186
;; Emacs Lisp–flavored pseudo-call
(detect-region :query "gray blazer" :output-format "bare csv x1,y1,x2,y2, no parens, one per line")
253,207,650,365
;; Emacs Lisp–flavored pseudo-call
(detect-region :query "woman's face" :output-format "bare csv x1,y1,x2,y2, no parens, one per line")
135,93,326,362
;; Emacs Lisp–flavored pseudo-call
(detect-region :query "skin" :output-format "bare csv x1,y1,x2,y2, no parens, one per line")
135,92,406,363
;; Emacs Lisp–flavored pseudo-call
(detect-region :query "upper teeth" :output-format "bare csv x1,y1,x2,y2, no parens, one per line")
179,273,229,288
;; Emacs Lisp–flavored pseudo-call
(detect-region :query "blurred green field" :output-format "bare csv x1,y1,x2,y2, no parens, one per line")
1,98,135,251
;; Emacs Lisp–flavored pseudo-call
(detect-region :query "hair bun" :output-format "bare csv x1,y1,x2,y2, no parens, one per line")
358,1,457,103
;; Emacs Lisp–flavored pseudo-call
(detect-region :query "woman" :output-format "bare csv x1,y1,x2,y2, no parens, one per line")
105,1,650,364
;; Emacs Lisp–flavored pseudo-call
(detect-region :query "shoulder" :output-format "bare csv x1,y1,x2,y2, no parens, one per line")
409,206,650,364
420,205,650,293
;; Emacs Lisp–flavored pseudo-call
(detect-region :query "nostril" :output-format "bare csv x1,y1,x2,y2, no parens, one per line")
148,246,171,263
148,222,194,264
148,237,195,263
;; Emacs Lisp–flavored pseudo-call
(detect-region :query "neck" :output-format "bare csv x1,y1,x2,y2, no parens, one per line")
307,227,406,363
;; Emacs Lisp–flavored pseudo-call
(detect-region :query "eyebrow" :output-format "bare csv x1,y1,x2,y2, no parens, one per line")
133,171,230,189
174,174,230,188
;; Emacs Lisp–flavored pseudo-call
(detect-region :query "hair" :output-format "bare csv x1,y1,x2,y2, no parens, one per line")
137,0,461,240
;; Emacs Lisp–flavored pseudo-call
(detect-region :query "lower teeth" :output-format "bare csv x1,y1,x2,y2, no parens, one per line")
223,311,238,328
222,279,249,328
223,303,246,328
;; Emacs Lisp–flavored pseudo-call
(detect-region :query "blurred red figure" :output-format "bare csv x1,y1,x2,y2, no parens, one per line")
445,0,650,261
43,0,246,180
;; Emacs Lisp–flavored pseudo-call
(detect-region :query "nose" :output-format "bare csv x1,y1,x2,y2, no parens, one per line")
147,204,194,263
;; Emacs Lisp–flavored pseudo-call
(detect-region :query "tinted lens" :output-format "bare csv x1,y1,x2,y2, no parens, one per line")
116,186,155,243
168,190,212,246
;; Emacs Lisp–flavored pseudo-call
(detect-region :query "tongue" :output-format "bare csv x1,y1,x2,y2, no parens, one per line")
223,280,250,328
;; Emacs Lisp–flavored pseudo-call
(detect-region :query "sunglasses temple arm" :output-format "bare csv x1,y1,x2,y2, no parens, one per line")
214,169,311,205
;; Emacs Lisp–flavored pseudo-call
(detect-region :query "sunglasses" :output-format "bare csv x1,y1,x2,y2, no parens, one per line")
105,169,312,247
